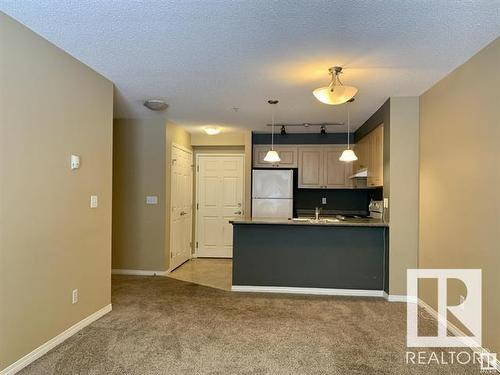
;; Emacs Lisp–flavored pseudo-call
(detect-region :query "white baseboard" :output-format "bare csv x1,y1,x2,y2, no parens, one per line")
418,298,499,373
0,304,112,375
112,269,167,276
231,285,384,297
383,292,417,303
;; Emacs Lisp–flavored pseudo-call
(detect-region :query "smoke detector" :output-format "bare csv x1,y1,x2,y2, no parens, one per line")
143,99,168,111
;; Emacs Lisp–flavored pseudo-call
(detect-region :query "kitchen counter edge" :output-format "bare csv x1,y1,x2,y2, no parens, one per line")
230,218,389,227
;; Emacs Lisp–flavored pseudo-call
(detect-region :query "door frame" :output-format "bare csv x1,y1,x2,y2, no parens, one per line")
194,153,245,258
169,143,194,271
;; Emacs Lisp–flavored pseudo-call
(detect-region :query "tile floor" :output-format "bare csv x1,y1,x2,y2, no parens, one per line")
168,258,232,291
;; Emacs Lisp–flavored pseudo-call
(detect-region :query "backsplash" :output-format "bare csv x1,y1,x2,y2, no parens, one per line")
294,186,383,216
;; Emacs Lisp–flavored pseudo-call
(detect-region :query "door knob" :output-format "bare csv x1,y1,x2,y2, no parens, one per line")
234,211,242,215
180,211,187,216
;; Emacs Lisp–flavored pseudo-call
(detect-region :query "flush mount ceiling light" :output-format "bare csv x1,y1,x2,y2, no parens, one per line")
313,66,358,105
264,100,281,163
143,99,168,111
204,127,221,135
339,99,358,162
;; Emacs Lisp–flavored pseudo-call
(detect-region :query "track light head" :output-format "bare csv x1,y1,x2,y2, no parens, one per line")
320,126,326,136
280,125,287,136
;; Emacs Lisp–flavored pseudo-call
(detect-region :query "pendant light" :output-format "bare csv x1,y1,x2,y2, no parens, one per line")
264,100,281,163
339,99,358,162
313,66,358,105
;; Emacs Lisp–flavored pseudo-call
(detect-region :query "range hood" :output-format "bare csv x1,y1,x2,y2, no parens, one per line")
349,168,368,179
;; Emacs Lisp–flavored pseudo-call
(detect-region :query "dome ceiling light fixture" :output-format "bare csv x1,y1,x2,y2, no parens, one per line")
339,98,358,162
313,66,358,105
143,99,168,111
264,99,281,163
204,126,221,135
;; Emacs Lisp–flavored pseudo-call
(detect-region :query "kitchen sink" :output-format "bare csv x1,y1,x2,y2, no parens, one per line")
292,217,340,223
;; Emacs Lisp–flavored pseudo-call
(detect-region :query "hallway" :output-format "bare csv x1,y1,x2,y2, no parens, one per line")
169,258,232,291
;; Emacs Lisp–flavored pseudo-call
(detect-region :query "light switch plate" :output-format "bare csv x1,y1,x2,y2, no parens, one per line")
383,198,389,208
72,289,78,304
322,197,327,204
146,196,158,205
90,195,98,208
70,154,80,170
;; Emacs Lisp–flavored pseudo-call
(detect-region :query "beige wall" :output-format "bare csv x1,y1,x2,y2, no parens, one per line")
165,122,192,269
419,38,500,354
191,131,247,147
388,97,420,295
0,13,113,371
112,119,166,271
112,120,192,272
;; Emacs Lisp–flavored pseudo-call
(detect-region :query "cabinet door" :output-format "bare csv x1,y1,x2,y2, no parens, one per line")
324,146,351,188
367,125,384,187
298,147,324,188
274,146,298,168
354,136,369,171
253,145,272,167
253,145,297,168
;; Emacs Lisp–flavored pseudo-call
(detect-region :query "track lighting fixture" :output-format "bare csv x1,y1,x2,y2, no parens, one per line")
280,125,287,136
320,126,326,136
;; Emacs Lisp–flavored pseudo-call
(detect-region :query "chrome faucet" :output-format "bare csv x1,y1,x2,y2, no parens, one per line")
315,207,320,221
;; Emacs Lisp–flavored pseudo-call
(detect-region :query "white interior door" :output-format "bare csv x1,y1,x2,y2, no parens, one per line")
196,155,244,258
170,144,193,270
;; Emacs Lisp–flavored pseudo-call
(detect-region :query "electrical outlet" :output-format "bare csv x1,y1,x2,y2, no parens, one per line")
72,289,79,304
322,197,327,204
90,195,98,208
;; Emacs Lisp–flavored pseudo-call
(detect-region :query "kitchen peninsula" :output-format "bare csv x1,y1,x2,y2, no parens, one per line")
230,218,389,296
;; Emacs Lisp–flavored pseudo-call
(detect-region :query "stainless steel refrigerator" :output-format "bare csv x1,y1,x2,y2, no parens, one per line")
252,169,293,219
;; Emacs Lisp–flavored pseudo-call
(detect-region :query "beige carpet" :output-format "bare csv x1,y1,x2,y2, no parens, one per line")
19,275,479,374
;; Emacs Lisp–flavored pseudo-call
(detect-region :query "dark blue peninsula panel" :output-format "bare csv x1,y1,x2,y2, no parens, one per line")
231,220,389,293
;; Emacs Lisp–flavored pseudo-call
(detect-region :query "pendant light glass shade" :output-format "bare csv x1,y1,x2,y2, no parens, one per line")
264,150,281,162
313,85,358,105
313,66,357,105
339,149,358,162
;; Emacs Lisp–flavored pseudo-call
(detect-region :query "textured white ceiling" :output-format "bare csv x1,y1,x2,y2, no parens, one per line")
1,1,499,133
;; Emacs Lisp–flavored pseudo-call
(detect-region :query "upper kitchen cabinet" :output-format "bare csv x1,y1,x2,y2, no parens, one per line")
253,145,298,168
354,124,384,187
368,125,384,187
298,146,352,189
298,146,324,187
324,146,353,188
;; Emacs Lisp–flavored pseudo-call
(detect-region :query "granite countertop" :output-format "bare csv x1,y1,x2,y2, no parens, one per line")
230,217,389,227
